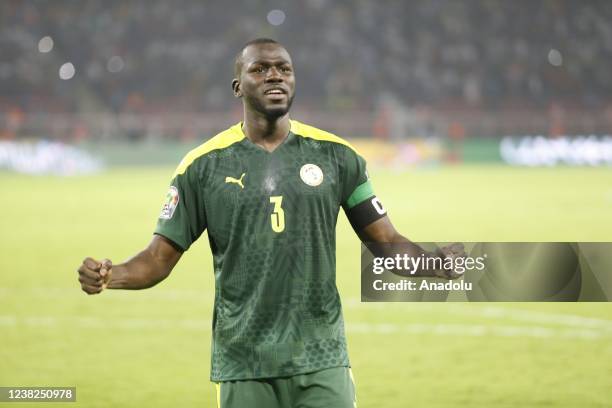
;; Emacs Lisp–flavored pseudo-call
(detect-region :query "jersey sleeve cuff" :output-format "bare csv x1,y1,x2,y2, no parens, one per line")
153,231,189,252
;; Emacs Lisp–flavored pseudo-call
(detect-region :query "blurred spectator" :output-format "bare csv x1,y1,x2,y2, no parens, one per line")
1,0,611,119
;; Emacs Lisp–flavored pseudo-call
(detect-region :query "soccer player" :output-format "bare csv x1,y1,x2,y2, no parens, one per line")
78,38,464,408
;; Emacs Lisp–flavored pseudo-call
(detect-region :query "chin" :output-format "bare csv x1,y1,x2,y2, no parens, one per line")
246,94,294,119
262,103,291,118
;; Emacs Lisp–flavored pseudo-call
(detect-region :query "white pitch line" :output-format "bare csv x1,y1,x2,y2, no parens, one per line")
0,315,609,340
344,298,612,331
2,288,612,331
452,304,612,331
347,322,607,340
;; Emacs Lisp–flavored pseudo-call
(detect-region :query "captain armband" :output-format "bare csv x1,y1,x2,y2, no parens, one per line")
346,195,387,231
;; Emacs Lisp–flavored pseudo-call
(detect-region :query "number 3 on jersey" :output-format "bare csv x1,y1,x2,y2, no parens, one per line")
269,196,285,233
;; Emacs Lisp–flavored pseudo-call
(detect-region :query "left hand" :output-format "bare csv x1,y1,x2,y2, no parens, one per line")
434,243,466,280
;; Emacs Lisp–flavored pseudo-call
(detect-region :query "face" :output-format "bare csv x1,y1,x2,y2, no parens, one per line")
233,43,295,118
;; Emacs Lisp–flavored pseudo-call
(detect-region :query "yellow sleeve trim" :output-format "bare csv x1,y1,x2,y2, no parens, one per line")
290,120,359,154
173,123,245,177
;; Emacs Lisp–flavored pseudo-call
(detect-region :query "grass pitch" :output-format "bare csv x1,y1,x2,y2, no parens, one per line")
1,165,611,407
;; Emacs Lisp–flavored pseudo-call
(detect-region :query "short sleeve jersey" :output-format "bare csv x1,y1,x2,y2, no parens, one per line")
155,120,376,381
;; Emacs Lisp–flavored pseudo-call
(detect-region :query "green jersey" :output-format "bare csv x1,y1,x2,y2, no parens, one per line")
155,120,374,381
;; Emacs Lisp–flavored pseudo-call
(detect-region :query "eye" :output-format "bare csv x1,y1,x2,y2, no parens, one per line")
253,66,266,73
280,66,292,73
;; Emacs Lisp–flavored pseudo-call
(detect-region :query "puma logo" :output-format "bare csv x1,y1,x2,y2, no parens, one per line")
225,173,246,189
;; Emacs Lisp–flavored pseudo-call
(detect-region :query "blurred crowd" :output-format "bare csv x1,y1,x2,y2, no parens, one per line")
1,0,612,125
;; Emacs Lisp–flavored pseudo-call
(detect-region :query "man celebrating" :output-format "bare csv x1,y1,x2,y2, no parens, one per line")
78,38,463,407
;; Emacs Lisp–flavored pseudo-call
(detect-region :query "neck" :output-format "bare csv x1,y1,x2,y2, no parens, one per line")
242,109,291,151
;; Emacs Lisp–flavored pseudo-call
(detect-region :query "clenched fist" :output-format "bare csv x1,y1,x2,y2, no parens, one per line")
78,257,112,294
434,243,467,280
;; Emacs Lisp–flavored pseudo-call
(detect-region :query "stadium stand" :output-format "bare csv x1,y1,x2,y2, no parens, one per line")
1,0,612,140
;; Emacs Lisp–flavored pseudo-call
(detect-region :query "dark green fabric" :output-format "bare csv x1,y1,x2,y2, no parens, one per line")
218,367,356,408
155,125,369,381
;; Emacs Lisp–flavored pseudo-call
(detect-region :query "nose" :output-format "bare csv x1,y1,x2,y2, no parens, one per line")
265,66,283,82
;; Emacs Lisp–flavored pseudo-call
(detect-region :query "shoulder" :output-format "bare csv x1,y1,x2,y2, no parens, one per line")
290,119,360,156
174,123,244,177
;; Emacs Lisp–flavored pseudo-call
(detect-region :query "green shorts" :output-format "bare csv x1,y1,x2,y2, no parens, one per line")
215,366,356,408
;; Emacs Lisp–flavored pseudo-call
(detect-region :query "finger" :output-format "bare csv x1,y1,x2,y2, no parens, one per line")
78,265,102,281
452,243,466,256
99,259,112,278
441,245,456,256
100,259,113,289
442,248,457,260
81,283,102,295
453,268,465,277
79,275,102,286
83,257,101,271
444,246,458,256
102,271,113,290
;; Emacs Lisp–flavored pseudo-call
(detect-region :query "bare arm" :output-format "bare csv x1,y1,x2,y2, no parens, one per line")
78,234,183,294
356,216,464,279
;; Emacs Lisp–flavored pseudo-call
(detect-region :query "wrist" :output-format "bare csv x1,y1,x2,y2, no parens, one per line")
412,250,444,277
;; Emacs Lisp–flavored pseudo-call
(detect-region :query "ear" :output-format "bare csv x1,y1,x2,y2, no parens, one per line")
232,79,242,98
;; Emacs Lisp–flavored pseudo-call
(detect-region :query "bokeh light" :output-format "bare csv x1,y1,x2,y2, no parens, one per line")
107,56,125,73
38,36,54,53
59,62,75,80
548,49,563,66
267,9,286,26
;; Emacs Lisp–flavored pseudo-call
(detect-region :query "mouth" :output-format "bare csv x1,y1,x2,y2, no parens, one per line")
264,88,287,97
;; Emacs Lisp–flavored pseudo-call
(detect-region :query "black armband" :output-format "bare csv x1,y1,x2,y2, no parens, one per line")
345,195,387,231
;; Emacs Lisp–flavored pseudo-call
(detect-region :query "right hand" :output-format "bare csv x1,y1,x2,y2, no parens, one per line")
434,243,467,280
78,257,113,295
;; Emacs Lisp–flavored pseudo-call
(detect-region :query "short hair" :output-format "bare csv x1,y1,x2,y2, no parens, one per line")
234,38,284,77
